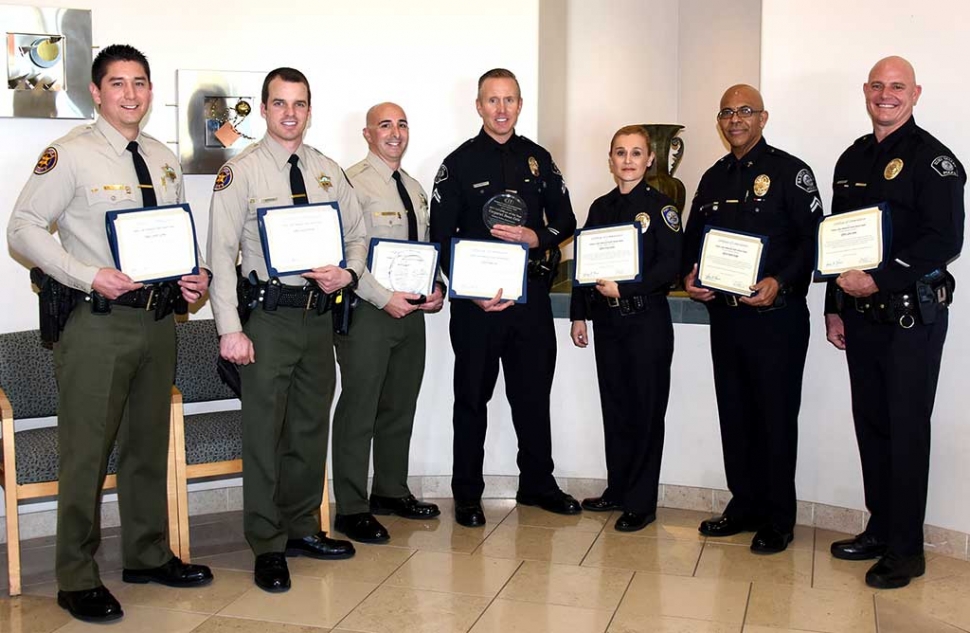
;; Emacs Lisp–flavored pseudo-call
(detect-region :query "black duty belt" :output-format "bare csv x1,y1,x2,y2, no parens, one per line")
717,290,790,312
839,269,953,328
256,280,331,312
601,294,666,316
79,281,186,320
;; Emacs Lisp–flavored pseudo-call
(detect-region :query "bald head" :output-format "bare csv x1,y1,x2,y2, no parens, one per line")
717,84,768,158
720,84,764,111
863,56,921,141
363,102,409,168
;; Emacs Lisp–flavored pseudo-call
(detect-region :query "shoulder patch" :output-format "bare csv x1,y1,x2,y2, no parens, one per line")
931,155,960,178
33,147,58,175
434,164,448,184
795,168,817,193
214,165,233,191
661,205,681,232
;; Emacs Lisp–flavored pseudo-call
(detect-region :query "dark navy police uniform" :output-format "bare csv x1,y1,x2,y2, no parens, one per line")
430,128,575,504
570,180,682,514
826,116,965,556
684,138,822,533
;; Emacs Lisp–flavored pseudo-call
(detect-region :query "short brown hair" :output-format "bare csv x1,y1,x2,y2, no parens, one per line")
477,68,520,99
610,124,652,153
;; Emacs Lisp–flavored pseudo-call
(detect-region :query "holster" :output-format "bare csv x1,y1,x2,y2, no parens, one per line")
332,288,357,335
236,269,261,325
914,268,954,325
30,267,77,345
528,247,562,291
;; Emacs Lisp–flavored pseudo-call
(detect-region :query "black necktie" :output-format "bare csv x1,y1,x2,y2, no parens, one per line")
392,170,418,241
288,154,309,206
126,141,157,207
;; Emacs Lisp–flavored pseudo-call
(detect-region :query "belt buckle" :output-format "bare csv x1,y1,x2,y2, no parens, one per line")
144,287,155,311
725,294,738,307
305,290,316,311
607,297,620,308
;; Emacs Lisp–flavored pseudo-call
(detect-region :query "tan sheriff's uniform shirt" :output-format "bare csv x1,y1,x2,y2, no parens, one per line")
8,117,190,292
207,133,368,336
345,151,436,309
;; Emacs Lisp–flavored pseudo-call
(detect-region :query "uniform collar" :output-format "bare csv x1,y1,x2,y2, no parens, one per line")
96,116,144,156
612,179,650,200
477,126,521,151
261,133,307,171
724,136,768,168
869,116,917,154
365,150,399,183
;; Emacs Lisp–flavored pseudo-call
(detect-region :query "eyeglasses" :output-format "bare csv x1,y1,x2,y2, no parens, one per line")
717,106,764,120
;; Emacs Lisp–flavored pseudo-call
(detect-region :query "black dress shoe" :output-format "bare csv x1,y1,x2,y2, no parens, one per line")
615,511,656,532
866,552,925,589
750,527,794,554
254,552,290,593
333,513,390,544
581,496,624,513
370,494,441,519
455,502,486,528
830,532,888,561
698,514,758,537
516,489,582,515
286,530,358,557
122,556,213,587
57,586,124,622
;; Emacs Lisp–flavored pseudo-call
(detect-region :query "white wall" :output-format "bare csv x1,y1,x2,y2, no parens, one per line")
760,0,970,532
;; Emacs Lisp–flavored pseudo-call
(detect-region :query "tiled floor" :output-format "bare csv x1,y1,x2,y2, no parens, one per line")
3,501,970,632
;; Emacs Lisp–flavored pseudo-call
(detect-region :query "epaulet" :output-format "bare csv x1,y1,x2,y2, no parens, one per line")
853,134,871,146
345,160,369,179
306,145,325,157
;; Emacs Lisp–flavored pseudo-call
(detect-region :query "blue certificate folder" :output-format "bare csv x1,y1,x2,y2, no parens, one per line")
572,221,643,287
105,203,199,283
813,202,892,282
448,238,529,304
694,225,769,297
257,201,345,278
367,238,441,296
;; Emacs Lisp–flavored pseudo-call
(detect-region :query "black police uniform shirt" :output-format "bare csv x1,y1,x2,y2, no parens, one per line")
430,128,576,276
828,116,965,301
570,180,683,321
684,138,823,298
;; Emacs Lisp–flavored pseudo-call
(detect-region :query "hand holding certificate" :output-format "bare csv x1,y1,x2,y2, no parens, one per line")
368,239,439,297
696,227,768,297
105,204,199,283
814,204,888,280
448,238,528,303
573,222,642,286
257,202,345,277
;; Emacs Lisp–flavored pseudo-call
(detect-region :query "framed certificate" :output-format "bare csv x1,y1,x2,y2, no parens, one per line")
696,227,768,297
448,238,528,304
368,238,440,296
257,202,345,277
814,204,890,280
573,222,642,286
105,204,199,283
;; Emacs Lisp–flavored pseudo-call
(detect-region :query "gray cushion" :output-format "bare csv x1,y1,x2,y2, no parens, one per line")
14,427,119,486
175,320,236,403
184,410,242,466
0,330,58,419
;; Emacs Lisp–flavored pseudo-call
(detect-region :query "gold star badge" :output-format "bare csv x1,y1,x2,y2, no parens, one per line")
528,156,539,177
162,164,177,183
753,174,771,197
317,174,332,191
884,158,904,180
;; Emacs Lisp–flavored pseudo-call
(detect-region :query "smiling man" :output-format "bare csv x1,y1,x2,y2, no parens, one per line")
682,84,822,554
330,103,444,543
824,56,965,589
8,44,212,622
430,68,578,528
207,67,366,592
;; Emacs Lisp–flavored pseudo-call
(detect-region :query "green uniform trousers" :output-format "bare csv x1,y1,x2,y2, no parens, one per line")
239,306,335,554
54,306,175,591
332,301,426,514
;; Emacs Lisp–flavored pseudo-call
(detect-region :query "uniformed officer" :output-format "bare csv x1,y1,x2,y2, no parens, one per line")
570,125,683,532
331,102,444,543
7,44,212,622
683,85,822,554
430,68,579,527
825,56,964,589
207,67,363,592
